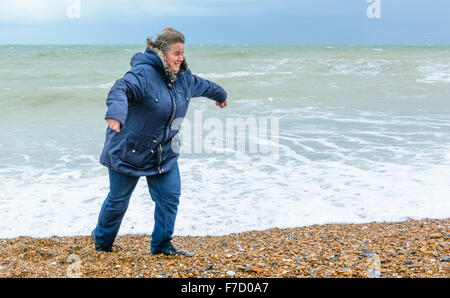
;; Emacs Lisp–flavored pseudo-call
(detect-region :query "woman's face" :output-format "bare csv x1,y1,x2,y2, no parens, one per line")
166,42,185,74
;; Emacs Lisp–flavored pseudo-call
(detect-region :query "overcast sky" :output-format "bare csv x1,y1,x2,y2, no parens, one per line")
0,0,449,45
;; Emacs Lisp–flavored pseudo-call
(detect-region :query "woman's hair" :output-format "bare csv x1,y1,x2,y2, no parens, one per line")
146,27,185,56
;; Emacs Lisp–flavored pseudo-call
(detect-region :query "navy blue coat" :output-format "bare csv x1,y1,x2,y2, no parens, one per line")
99,47,227,177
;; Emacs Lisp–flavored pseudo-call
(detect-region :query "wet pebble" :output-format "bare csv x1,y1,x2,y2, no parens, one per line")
227,270,235,277
204,264,213,270
361,248,375,257
430,233,442,239
367,269,381,278
440,256,450,262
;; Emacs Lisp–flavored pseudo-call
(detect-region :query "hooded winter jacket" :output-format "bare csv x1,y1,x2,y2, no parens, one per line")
99,46,227,177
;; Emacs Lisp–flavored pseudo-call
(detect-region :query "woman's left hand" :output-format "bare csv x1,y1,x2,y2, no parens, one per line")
216,100,227,108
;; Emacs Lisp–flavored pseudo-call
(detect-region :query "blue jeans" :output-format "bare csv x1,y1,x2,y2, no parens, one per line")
92,163,181,252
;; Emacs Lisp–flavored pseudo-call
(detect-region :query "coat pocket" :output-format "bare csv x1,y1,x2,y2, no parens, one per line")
120,134,157,168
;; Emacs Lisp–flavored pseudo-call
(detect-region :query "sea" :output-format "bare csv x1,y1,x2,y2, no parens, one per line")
0,45,449,238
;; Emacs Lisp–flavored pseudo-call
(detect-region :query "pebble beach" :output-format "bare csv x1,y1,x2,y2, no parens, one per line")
0,218,448,278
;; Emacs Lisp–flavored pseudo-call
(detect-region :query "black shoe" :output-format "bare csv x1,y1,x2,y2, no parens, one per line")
91,230,112,252
151,247,194,257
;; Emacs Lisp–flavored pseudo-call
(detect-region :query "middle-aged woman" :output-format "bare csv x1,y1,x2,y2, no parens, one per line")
91,28,228,256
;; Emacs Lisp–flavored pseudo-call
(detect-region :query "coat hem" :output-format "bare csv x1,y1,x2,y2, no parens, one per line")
99,155,178,177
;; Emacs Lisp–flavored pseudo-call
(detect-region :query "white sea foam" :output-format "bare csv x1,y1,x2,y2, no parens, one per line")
328,59,390,76
197,71,266,79
42,82,114,90
98,82,114,89
1,148,449,239
417,63,450,83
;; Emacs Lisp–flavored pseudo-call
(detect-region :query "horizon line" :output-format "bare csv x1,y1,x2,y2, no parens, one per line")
1,43,450,47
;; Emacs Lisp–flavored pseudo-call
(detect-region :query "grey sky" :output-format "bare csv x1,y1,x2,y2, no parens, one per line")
0,0,448,45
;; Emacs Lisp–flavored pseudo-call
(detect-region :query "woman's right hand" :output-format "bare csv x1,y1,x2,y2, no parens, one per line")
106,118,121,132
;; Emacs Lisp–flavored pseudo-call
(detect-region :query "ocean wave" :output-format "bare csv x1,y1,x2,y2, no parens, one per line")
97,82,114,89
197,71,267,78
327,59,390,76
416,63,450,83
42,82,114,90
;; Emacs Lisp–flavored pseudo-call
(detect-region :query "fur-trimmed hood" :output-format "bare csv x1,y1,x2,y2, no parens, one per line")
130,45,188,83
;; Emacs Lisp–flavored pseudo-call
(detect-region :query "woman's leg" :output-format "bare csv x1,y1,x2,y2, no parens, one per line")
146,162,181,252
93,168,140,248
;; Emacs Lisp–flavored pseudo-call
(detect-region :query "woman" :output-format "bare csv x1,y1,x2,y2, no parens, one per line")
91,28,228,256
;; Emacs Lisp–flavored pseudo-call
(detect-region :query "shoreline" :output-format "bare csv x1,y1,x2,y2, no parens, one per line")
0,218,448,278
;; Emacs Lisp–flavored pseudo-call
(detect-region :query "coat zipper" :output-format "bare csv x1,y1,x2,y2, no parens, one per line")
158,85,177,174
165,89,177,141
157,144,163,173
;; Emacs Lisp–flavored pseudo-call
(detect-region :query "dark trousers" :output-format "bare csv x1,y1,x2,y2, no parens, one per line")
92,163,181,252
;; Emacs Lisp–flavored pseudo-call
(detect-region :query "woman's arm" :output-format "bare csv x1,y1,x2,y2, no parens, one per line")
186,69,227,104
105,70,144,129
